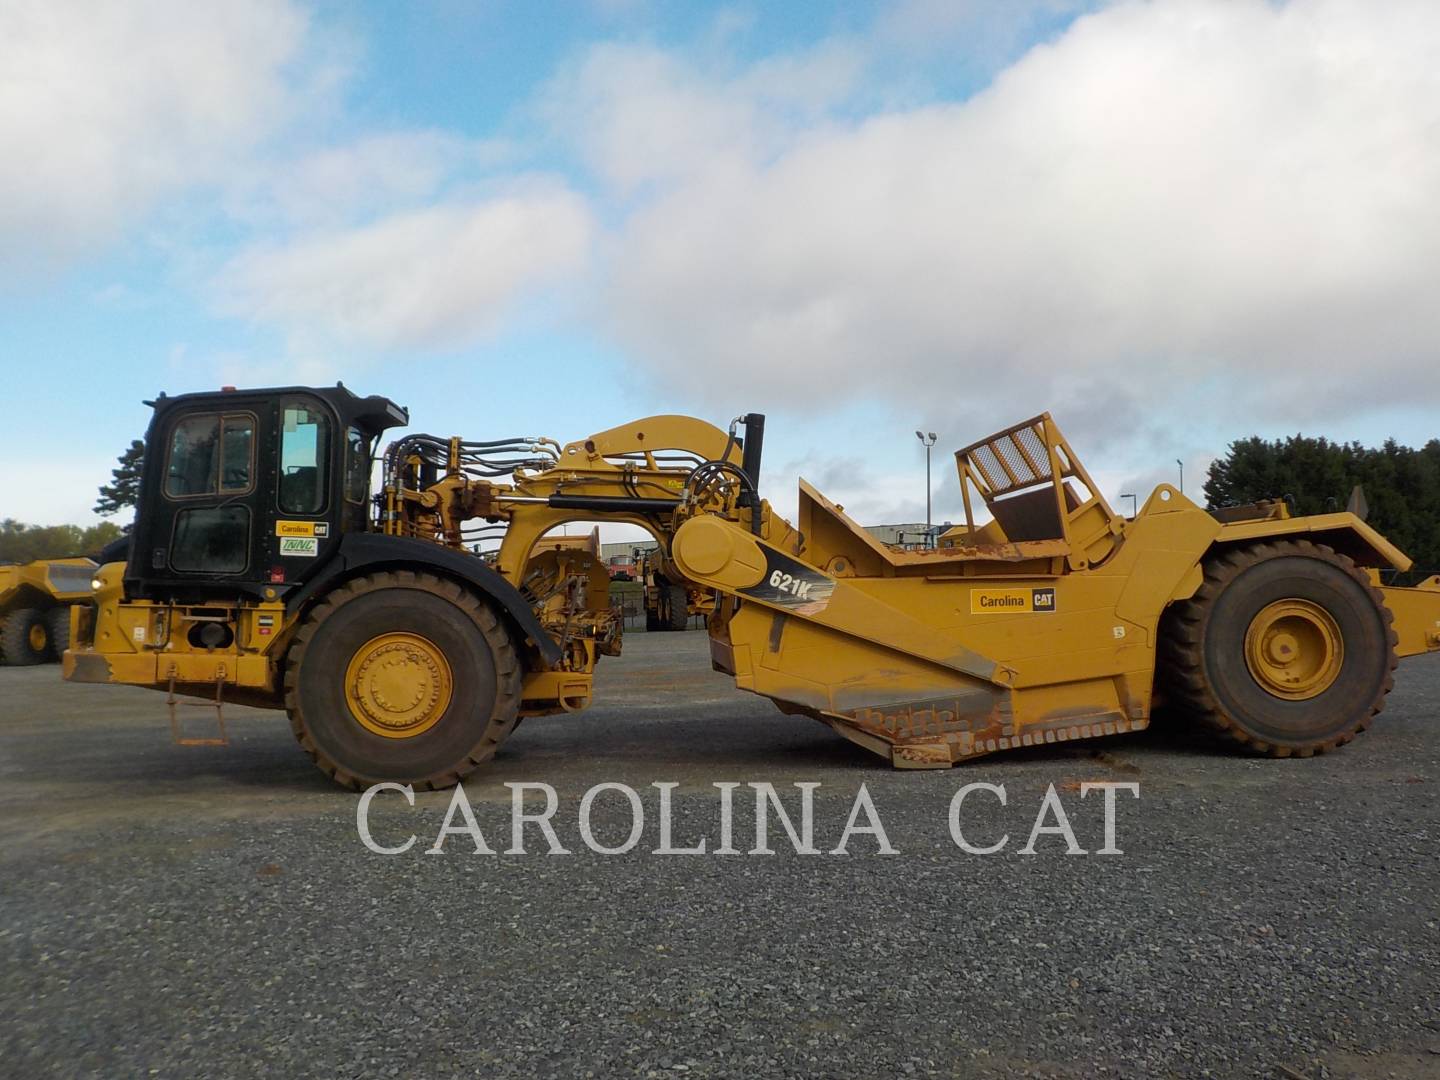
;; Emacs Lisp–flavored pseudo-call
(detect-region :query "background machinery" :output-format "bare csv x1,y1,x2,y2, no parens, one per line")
637,547,711,631
1,557,97,665
64,385,1440,787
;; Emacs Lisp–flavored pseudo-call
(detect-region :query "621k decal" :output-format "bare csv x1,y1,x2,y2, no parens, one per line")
739,549,836,615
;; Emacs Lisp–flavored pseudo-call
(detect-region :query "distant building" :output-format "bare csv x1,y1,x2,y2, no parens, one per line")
601,539,659,560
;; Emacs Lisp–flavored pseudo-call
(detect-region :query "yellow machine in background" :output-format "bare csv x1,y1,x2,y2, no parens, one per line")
1,557,96,665
637,547,711,631
65,386,1440,787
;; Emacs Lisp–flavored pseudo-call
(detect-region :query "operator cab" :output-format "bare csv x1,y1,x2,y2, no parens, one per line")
126,384,408,602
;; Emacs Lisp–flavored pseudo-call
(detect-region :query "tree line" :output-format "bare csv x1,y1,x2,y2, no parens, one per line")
0,520,125,564
1203,434,1440,574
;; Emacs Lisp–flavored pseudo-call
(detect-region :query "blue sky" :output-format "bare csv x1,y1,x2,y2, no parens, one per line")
3,0,1437,533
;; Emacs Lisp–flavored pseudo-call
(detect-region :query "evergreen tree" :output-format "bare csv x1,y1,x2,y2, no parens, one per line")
94,439,145,518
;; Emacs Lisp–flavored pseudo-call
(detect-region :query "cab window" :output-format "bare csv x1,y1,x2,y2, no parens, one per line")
170,506,250,573
279,401,330,514
344,427,370,505
165,414,254,498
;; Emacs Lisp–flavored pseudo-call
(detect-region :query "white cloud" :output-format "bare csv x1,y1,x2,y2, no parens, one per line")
13,0,1438,534
215,185,593,350
585,0,1440,449
0,0,314,278
539,40,866,193
227,130,516,230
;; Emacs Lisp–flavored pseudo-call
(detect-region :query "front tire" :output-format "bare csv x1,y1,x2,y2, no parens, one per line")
1,607,51,665
1160,541,1397,757
284,571,521,790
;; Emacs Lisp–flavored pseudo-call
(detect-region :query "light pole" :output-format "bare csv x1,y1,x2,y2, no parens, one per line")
915,430,937,544
1176,459,1184,495
1120,493,1137,518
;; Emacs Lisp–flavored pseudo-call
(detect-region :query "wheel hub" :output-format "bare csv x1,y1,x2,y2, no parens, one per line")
1243,599,1344,701
344,632,453,739
28,622,47,653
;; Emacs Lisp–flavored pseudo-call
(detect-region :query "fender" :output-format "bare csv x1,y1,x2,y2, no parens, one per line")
285,533,562,666
1213,512,1412,572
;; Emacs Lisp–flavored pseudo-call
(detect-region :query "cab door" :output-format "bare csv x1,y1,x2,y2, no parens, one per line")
158,406,264,583
267,395,345,587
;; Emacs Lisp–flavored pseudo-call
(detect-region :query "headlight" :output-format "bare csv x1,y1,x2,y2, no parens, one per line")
91,577,104,591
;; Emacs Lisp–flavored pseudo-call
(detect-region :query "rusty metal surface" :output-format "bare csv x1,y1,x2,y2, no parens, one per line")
913,539,1069,564
166,672,229,747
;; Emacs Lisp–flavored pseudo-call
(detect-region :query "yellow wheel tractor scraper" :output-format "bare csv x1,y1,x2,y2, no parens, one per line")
63,385,1440,788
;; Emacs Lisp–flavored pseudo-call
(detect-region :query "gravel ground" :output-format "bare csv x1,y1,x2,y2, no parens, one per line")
2,631,1438,1079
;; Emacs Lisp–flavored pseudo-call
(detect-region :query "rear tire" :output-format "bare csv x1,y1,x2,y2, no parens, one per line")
284,571,522,790
665,584,689,630
1160,541,1397,757
0,607,51,665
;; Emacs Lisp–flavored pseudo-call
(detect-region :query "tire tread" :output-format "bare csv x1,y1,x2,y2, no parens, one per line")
283,571,522,790
0,606,50,665
1158,539,1397,757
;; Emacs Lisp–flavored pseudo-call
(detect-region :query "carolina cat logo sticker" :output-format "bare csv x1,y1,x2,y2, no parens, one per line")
970,587,1057,614
275,521,329,538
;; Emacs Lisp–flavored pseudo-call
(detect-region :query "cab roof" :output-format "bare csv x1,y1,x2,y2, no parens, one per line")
146,383,409,436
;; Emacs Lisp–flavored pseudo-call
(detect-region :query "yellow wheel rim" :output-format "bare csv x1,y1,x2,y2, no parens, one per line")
344,632,453,739
1243,599,1344,701
28,622,47,652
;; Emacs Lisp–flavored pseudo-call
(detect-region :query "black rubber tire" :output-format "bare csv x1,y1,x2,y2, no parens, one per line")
665,583,689,631
46,607,71,659
283,571,522,790
0,607,51,665
1160,540,1397,757
645,609,660,632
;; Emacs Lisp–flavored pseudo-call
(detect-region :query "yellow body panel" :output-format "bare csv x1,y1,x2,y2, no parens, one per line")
519,670,595,714
65,563,283,698
1380,576,1440,657
1217,512,1413,572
